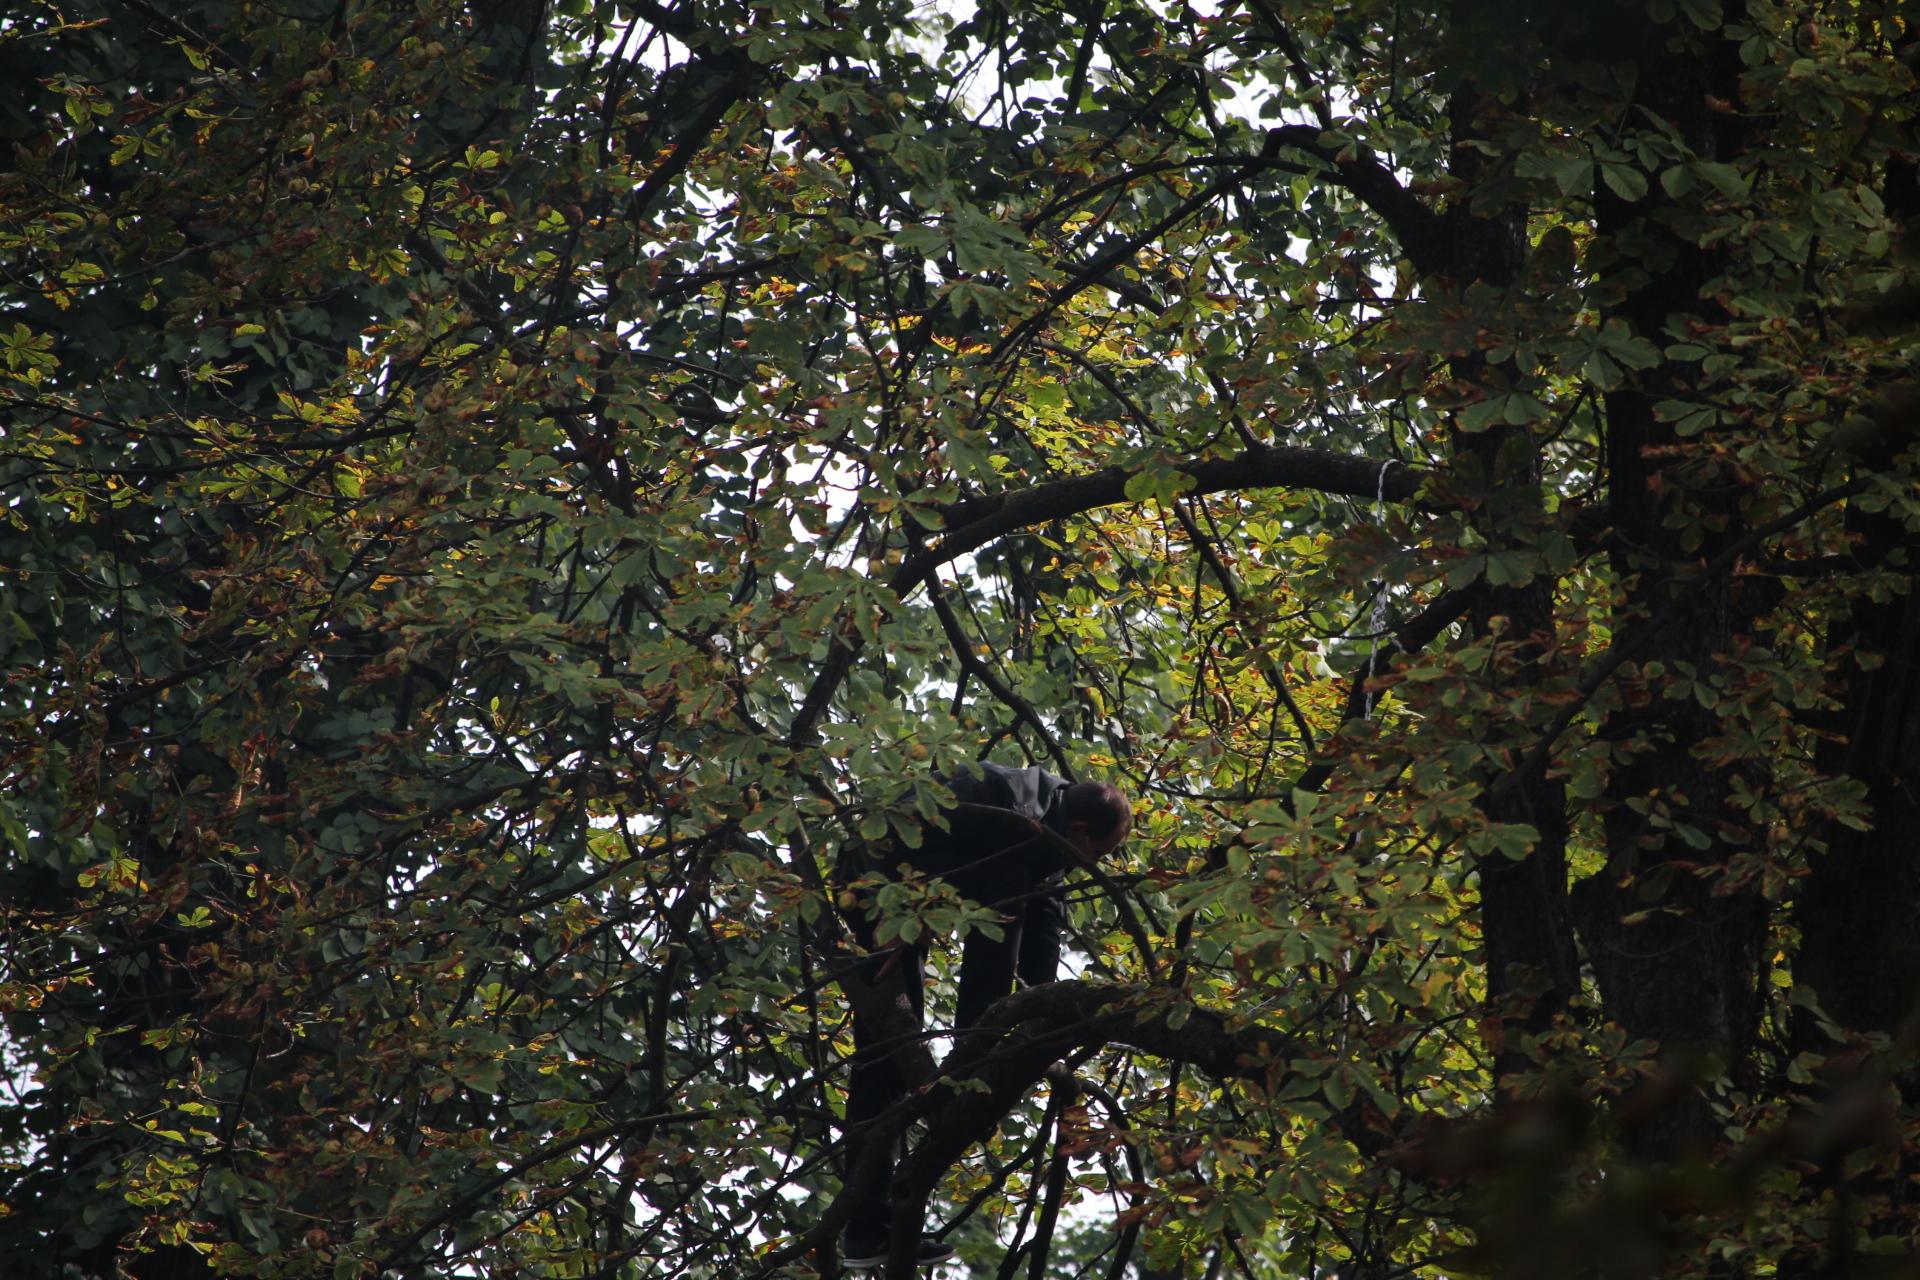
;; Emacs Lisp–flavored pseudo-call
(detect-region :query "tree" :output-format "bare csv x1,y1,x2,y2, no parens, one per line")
1,1,1915,1277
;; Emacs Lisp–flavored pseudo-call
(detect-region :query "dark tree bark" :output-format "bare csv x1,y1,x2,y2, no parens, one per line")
1568,2,1772,1158
1794,89,1920,1060
1441,4,1580,1070
1776,109,1920,1279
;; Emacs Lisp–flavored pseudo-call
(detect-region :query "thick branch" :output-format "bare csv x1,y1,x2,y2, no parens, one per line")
883,980,1295,1278
1264,124,1451,276
900,446,1428,598
748,980,1295,1280
955,979,1296,1080
787,445,1427,745
624,52,757,224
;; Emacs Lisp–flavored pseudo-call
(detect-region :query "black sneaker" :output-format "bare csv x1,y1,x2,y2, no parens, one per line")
840,1235,956,1269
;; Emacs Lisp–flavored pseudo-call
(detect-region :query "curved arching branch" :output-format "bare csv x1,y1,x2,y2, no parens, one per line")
1261,124,1452,276
902,444,1429,599
787,444,1430,746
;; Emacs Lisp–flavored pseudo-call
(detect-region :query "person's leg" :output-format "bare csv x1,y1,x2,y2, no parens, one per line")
1016,888,1064,987
955,914,1022,1031
948,854,1038,1031
842,933,956,1270
842,906,924,1251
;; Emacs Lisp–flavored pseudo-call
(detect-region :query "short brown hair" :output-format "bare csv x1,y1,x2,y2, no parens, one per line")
1064,781,1131,839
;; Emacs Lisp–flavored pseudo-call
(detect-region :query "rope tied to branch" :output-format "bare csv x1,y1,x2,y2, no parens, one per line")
1364,459,1401,719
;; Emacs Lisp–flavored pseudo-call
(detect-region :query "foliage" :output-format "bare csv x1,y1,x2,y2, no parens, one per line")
1,1,1916,1277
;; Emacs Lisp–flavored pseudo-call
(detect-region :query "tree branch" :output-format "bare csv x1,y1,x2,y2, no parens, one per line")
1264,124,1451,276
990,144,1307,363
787,445,1428,746
1293,580,1484,797
624,53,756,224
880,981,1297,1276
746,980,1298,1280
926,584,1074,774
1174,576,1484,945
898,445,1429,598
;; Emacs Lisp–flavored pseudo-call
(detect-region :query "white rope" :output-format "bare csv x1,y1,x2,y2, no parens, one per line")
1364,586,1390,719
1375,457,1399,506
1363,460,1400,720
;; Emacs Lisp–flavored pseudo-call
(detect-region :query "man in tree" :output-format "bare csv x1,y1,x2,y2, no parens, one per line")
837,765,1133,1268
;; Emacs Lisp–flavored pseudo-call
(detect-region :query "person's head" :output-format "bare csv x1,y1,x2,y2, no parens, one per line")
1063,781,1132,861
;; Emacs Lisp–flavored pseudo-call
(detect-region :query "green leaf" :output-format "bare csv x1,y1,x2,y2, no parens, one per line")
1122,465,1198,504
1456,397,1506,432
1693,161,1748,197
1483,551,1533,587
1501,392,1551,425
1599,163,1649,202
1547,153,1593,196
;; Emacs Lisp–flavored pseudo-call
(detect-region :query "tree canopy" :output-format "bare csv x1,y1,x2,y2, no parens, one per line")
2,1,1917,1277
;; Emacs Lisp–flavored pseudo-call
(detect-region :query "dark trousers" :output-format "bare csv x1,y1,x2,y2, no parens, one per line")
841,840,1062,1243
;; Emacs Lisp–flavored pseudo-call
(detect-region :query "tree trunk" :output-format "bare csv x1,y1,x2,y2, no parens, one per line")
1569,3,1769,1158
